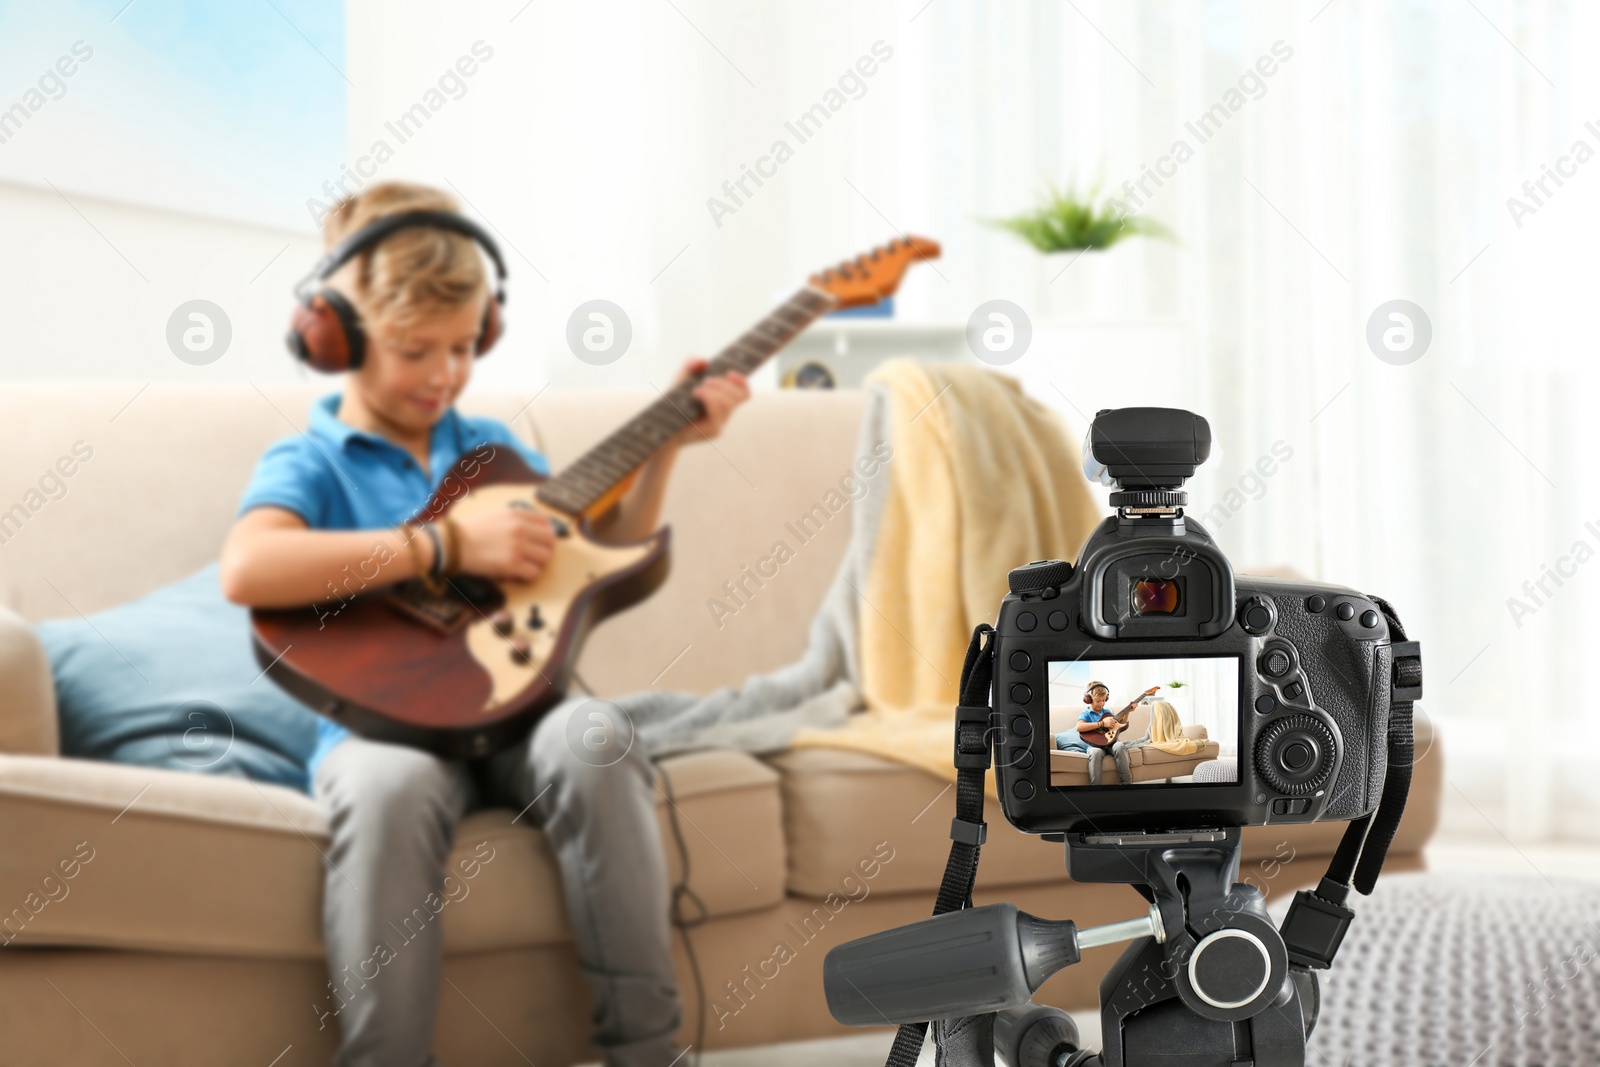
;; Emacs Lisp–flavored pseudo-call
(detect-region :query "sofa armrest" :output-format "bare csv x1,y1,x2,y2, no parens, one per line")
0,606,57,756
1181,725,1207,740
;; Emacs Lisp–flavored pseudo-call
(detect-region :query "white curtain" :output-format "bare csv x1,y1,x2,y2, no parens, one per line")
873,0,1597,843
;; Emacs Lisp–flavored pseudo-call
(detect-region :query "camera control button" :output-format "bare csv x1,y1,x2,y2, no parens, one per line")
1259,649,1293,678
1360,609,1379,628
1283,680,1305,703
1335,602,1356,621
1270,797,1311,815
1254,695,1277,715
1011,746,1035,770
1010,684,1033,706
1008,559,1073,595
1012,780,1036,801
1017,611,1037,632
1010,714,1033,737
1047,610,1068,630
1306,595,1327,613
1009,650,1031,672
1240,597,1274,634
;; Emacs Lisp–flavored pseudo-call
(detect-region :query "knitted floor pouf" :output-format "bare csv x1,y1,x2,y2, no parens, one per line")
1266,872,1600,1066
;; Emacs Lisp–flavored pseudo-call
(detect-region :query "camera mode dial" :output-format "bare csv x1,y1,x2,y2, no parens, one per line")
1254,715,1336,796
1008,559,1074,596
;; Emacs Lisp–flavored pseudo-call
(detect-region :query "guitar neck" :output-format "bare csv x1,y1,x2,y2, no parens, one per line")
535,285,838,517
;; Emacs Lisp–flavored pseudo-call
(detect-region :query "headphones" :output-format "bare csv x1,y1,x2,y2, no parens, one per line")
1083,681,1110,705
286,210,508,373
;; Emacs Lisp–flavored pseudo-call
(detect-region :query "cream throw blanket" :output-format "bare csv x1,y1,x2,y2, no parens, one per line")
783,360,1100,785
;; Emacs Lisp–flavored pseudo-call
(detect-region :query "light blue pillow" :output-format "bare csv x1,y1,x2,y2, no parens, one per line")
36,563,320,793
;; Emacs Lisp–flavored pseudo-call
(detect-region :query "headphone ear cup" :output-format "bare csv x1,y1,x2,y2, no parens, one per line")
288,289,365,373
476,293,504,357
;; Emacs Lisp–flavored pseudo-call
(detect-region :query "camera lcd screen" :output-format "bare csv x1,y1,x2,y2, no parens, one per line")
1046,656,1240,788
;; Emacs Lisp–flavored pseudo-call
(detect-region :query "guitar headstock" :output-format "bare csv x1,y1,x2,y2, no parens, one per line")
808,235,941,310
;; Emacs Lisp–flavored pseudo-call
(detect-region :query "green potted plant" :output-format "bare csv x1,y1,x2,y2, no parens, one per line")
988,183,1173,318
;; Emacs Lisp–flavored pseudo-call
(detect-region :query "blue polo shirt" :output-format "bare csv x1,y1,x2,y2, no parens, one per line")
237,391,551,783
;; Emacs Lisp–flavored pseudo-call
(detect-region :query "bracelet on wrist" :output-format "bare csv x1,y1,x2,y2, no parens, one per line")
401,522,444,595
417,521,447,593
441,515,461,575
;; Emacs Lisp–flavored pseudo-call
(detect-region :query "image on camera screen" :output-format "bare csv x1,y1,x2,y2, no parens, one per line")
1046,657,1240,788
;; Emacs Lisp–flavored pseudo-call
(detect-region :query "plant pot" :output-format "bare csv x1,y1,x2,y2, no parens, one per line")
1036,247,1117,319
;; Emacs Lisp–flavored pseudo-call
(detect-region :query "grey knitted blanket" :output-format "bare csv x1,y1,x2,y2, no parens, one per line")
601,383,894,758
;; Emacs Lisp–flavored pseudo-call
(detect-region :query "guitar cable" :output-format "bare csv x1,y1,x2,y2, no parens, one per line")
570,670,709,1067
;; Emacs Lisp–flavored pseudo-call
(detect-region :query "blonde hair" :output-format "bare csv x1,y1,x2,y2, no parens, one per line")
321,181,488,331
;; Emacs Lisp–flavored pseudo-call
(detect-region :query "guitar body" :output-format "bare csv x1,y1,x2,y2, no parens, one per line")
1080,722,1124,749
251,448,670,759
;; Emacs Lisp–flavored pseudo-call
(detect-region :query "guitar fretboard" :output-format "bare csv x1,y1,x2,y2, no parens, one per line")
536,285,838,516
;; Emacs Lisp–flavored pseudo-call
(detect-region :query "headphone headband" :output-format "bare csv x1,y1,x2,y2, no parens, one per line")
300,210,508,292
286,209,509,372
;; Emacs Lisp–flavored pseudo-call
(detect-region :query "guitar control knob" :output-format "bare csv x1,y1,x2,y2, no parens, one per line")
551,517,571,538
527,605,544,630
509,634,532,665
491,609,515,637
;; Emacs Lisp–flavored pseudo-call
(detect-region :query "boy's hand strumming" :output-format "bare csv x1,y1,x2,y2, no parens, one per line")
454,505,556,583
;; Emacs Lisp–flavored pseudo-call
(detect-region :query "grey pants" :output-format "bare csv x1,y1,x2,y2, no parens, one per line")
312,699,683,1067
1086,740,1135,785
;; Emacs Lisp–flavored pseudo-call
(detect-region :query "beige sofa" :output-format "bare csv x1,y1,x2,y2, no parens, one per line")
0,382,1442,1066
1049,703,1221,786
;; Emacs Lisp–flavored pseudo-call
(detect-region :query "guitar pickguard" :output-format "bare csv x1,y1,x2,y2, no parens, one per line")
449,486,656,714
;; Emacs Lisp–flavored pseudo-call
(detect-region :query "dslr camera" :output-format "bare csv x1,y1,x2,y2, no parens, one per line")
996,406,1409,834
824,407,1422,1067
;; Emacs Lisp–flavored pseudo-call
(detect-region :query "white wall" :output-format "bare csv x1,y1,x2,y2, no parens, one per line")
0,180,324,383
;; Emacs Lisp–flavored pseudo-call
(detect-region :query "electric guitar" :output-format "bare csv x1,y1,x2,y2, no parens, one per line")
1082,686,1161,748
251,236,941,758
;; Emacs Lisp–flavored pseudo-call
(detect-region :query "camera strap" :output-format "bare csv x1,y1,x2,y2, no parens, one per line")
883,606,1422,1067
881,622,999,1067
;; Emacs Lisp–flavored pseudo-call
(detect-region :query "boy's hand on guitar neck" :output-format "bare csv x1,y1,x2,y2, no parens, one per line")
434,355,748,585
670,356,750,446
452,505,556,584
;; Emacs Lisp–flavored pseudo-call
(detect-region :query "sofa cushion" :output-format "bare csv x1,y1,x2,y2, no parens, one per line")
766,747,1068,897
767,716,1442,900
35,563,320,791
0,748,783,958
1047,739,1224,786
0,607,56,757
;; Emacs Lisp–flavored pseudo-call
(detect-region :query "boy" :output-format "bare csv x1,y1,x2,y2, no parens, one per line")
1054,681,1157,785
220,181,749,1067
